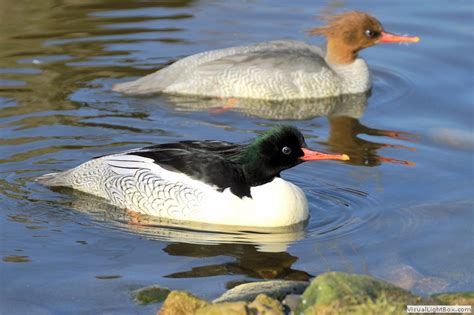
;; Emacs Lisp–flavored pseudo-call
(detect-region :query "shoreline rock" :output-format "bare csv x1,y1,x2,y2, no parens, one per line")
153,272,473,315
213,280,309,303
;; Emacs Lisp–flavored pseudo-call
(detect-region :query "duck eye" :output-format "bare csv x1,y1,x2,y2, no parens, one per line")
282,146,292,155
365,29,378,38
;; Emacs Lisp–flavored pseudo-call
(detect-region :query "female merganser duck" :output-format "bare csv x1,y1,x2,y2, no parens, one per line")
112,11,419,100
37,126,349,227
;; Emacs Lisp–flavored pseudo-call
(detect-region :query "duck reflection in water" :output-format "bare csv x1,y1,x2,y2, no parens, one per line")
324,115,417,167
57,193,312,284
55,189,308,250
163,242,312,284
165,92,416,167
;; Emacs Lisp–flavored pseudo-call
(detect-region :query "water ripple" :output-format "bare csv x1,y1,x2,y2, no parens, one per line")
305,185,379,241
371,65,413,106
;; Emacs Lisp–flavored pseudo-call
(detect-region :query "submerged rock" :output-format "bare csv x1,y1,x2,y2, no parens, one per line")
157,291,210,315
213,280,309,303
131,285,170,304
295,272,428,314
379,264,423,291
430,128,474,150
379,263,449,294
414,276,449,295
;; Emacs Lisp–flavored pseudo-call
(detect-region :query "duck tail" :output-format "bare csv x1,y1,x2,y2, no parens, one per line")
36,172,68,187
112,79,152,94
111,80,136,93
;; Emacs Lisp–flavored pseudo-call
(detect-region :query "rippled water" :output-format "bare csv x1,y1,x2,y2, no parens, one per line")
1,0,473,314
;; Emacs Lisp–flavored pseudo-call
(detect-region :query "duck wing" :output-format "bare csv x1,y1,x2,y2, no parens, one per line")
117,141,250,198
196,46,327,75
112,40,332,98
135,140,242,157
171,42,329,98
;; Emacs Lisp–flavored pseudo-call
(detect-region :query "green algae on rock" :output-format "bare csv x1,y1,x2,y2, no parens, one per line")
131,285,170,304
432,292,474,305
295,272,429,314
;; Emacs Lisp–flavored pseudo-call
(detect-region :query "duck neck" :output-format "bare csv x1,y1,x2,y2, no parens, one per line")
325,40,358,65
324,41,371,94
242,163,278,188
234,147,277,187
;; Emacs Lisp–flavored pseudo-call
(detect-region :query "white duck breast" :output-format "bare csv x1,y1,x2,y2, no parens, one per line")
112,40,370,99
37,153,309,227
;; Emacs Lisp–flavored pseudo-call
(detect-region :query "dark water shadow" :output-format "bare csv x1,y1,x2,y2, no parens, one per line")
163,242,312,285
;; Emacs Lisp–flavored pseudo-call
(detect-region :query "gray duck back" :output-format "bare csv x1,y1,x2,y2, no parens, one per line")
112,40,342,99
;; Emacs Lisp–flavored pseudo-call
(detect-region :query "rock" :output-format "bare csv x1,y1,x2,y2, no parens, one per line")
213,280,309,303
157,287,288,315
379,264,423,290
432,292,474,305
430,128,474,150
157,291,210,315
282,294,300,314
379,263,449,294
296,272,428,314
2,255,31,263
195,294,284,315
195,302,248,315
414,276,449,294
131,285,170,304
248,294,285,315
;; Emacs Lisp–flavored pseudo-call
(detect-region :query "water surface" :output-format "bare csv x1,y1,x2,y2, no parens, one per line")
1,0,473,314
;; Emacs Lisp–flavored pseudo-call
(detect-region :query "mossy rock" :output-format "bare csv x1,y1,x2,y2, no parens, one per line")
308,296,406,315
131,285,170,304
432,292,474,305
296,272,428,315
157,290,210,315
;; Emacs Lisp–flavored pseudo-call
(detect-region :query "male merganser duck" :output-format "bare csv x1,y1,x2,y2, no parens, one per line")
112,11,419,100
37,126,349,227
